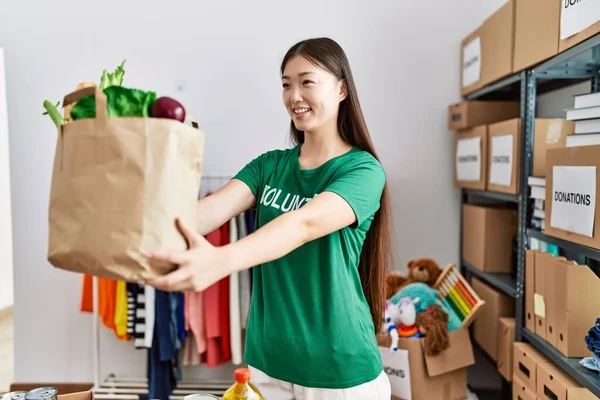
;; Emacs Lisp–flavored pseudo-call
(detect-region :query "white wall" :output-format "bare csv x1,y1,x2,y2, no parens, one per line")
1,0,502,383
0,48,14,312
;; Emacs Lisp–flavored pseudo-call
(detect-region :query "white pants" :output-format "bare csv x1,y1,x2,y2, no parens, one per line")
248,365,392,400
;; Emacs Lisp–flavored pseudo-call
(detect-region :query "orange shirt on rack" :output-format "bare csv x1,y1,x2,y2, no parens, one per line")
80,274,129,340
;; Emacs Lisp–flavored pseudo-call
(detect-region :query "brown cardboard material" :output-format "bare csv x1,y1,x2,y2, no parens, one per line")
498,317,516,381
513,375,537,400
455,126,488,190
551,260,600,357
471,277,516,361
497,318,515,382
534,251,549,340
559,5,600,53
462,204,518,273
525,250,537,332
447,101,520,131
513,0,560,72
536,361,597,400
58,393,94,400
461,1,515,95
533,119,573,178
544,145,600,249
544,257,575,348
377,329,474,400
487,118,522,194
513,342,551,393
47,87,206,281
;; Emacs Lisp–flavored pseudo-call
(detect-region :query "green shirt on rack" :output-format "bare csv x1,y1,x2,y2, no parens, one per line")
233,144,386,389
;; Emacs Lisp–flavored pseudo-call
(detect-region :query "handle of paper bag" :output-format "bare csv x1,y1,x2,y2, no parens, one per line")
63,86,107,125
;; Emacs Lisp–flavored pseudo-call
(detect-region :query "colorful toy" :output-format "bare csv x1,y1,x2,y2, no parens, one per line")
396,296,421,339
382,300,400,352
390,282,462,331
416,304,450,356
385,257,443,299
433,264,484,328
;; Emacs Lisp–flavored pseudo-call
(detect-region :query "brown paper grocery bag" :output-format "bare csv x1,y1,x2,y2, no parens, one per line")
47,86,205,281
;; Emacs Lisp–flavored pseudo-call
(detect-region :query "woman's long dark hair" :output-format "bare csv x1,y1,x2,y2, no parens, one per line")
280,37,393,333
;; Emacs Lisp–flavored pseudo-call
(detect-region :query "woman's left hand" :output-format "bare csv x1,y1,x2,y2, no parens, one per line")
144,218,232,292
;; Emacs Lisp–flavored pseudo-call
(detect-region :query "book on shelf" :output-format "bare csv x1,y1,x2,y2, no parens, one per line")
566,132,600,147
528,176,545,232
565,92,600,142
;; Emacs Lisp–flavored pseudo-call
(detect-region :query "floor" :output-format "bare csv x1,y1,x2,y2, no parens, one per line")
0,307,14,392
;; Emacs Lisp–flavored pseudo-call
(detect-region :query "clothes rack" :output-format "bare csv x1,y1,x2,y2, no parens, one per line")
90,173,235,400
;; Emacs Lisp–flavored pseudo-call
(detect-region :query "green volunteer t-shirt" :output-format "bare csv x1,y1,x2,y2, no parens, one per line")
233,144,386,388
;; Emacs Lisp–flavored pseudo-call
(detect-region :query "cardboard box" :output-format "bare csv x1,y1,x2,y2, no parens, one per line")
525,250,558,336
498,317,516,381
59,393,93,400
513,342,550,393
455,126,488,190
537,361,597,400
461,1,515,95
545,145,600,249
533,119,573,178
513,0,561,72
513,375,537,400
548,258,600,357
471,277,516,361
487,118,522,195
448,101,519,131
525,250,537,333
559,0,600,52
377,329,475,400
462,204,518,273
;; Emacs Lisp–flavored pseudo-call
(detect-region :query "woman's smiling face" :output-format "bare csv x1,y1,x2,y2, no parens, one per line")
281,55,347,134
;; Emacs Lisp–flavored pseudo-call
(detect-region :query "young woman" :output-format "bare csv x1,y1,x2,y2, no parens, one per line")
146,37,393,399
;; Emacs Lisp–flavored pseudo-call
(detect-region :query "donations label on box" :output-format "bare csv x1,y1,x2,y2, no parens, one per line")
379,347,412,400
550,165,596,237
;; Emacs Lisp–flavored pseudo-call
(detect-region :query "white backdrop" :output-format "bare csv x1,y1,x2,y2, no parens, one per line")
1,0,507,383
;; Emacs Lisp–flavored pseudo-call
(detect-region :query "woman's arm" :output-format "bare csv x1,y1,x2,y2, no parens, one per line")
195,178,256,236
224,191,356,273
145,191,356,292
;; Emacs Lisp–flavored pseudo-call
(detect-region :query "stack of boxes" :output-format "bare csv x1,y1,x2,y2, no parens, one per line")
460,0,600,96
450,1,600,398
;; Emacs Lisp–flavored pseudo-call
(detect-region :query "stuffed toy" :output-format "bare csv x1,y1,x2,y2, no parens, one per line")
382,300,400,352
407,258,442,287
390,282,462,332
416,304,450,356
385,258,443,299
396,297,421,339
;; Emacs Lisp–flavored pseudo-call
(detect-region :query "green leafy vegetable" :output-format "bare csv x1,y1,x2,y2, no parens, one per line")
70,86,157,120
100,60,126,90
43,100,66,128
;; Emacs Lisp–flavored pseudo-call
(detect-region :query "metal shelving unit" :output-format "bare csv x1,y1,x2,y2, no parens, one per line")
458,32,600,397
462,261,516,298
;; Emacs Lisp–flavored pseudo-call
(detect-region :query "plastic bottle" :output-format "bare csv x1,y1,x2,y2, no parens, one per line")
222,368,263,400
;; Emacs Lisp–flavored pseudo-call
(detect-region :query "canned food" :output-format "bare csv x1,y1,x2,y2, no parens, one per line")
24,387,58,400
1,391,27,400
181,394,220,400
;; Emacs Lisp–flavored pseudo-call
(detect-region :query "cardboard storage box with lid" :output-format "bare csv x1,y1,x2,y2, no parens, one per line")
558,0,600,52
461,203,518,273
447,101,519,131
532,119,573,178
461,0,515,95
470,277,515,361
544,145,600,249
486,118,521,195
455,126,488,190
377,328,475,400
513,0,561,72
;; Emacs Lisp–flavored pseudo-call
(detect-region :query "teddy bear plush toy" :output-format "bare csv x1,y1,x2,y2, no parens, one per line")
385,258,443,299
